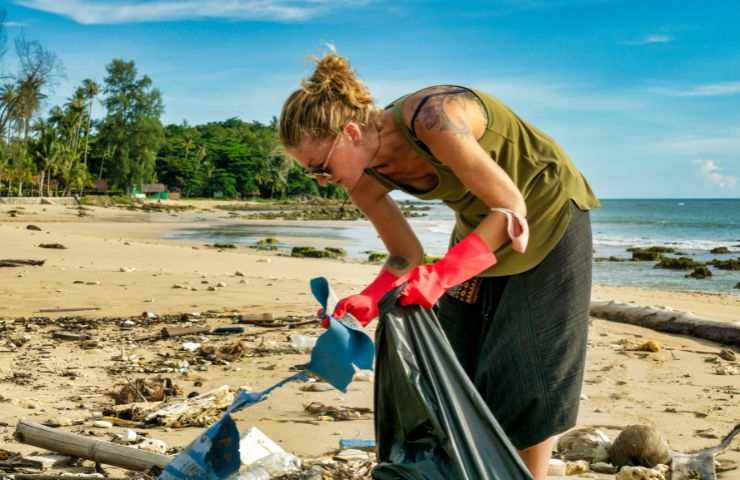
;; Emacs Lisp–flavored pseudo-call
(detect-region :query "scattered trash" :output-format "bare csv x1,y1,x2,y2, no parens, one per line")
339,439,376,451
200,342,246,362
182,342,201,352
616,465,669,480
113,377,183,405
212,326,245,335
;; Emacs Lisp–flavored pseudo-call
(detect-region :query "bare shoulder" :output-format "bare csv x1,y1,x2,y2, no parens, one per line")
400,85,488,141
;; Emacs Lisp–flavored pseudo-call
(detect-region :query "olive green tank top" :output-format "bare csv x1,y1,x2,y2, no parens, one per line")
364,86,600,277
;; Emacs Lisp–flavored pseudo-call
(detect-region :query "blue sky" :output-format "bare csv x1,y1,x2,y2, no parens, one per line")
1,0,738,198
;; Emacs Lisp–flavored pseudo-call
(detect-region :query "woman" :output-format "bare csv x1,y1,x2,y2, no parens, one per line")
280,51,599,480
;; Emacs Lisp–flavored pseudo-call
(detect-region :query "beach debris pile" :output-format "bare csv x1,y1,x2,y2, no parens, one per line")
550,424,740,480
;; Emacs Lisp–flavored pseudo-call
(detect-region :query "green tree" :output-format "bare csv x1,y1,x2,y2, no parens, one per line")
97,59,164,193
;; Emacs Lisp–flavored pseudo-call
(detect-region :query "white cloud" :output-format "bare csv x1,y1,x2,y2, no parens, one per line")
14,0,365,24
4,21,27,27
698,160,737,189
650,132,740,156
626,34,673,46
655,81,740,97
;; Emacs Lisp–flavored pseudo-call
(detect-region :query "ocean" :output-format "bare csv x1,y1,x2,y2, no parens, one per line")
167,198,740,295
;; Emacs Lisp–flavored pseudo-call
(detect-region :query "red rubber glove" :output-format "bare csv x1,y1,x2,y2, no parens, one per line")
399,232,497,309
321,269,401,328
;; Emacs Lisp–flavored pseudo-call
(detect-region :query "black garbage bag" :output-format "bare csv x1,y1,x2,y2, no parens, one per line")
372,287,533,480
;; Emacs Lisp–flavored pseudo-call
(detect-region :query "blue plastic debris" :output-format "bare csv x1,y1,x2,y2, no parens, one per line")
339,439,376,451
306,277,375,392
211,326,245,335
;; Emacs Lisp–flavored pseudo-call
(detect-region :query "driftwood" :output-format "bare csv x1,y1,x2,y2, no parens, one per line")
671,423,740,480
38,307,101,313
14,419,170,472
0,259,46,268
590,301,740,346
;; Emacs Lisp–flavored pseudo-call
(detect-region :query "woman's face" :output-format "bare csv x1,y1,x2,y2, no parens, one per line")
286,122,370,192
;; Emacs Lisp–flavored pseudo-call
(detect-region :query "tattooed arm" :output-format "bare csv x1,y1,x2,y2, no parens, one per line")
407,88,527,252
349,173,424,277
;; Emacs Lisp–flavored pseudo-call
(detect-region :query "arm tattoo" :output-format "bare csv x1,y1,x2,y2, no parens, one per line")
386,255,410,270
415,89,486,139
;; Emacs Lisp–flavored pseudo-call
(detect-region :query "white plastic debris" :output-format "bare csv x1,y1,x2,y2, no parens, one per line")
93,420,113,429
547,459,566,476
182,342,201,352
137,438,167,455
290,335,317,353
239,427,284,465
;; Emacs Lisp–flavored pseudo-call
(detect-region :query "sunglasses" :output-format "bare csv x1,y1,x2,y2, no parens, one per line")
305,132,341,179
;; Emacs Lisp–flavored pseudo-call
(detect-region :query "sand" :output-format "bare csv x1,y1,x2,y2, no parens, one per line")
0,201,738,478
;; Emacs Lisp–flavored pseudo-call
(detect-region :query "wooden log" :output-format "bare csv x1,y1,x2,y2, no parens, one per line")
37,307,101,313
14,419,170,472
160,325,211,338
0,259,46,267
590,300,740,346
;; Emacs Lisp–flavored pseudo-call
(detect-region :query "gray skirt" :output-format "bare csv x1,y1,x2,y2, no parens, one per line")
437,201,593,450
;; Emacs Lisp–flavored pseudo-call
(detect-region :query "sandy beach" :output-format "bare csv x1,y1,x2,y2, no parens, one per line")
1,200,738,478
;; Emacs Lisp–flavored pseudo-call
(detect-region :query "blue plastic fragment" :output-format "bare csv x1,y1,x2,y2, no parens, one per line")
339,439,376,451
306,277,375,392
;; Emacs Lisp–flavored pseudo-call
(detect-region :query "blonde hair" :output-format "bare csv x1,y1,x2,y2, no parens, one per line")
279,49,377,147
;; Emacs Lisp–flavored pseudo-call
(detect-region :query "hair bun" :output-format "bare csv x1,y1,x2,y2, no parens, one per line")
303,50,373,110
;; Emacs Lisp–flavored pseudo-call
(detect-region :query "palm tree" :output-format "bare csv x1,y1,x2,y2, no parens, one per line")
80,79,99,167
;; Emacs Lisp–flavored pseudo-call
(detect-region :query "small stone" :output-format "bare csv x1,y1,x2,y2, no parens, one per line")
616,466,666,480
207,286,217,291
565,460,589,475
119,267,135,273
610,425,671,468
637,340,661,353
590,462,617,474
121,319,135,327
45,417,73,427
93,420,113,428
547,458,566,476
235,271,245,276
182,342,201,352
715,365,738,375
137,438,167,454
718,349,736,361
172,284,185,289
217,282,226,288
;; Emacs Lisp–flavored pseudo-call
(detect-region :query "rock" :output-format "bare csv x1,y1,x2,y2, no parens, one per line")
217,282,226,287
637,340,661,353
735,282,740,289
715,365,738,375
557,426,611,463
630,248,665,261
547,459,566,476
300,382,334,392
565,460,589,475
610,425,672,468
93,420,113,428
655,256,703,270
213,243,236,249
207,286,217,291
137,438,167,454
685,266,712,279
172,284,186,289
234,271,245,276
710,246,730,254
119,266,135,273
709,257,740,270
718,349,736,361
591,462,618,474
26,224,42,231
367,251,388,263
616,465,666,480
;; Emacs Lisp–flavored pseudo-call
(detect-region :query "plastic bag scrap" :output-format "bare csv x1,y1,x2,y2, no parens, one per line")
372,286,533,480
158,277,375,479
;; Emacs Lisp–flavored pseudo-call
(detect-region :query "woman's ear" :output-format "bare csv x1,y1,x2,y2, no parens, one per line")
343,122,363,145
